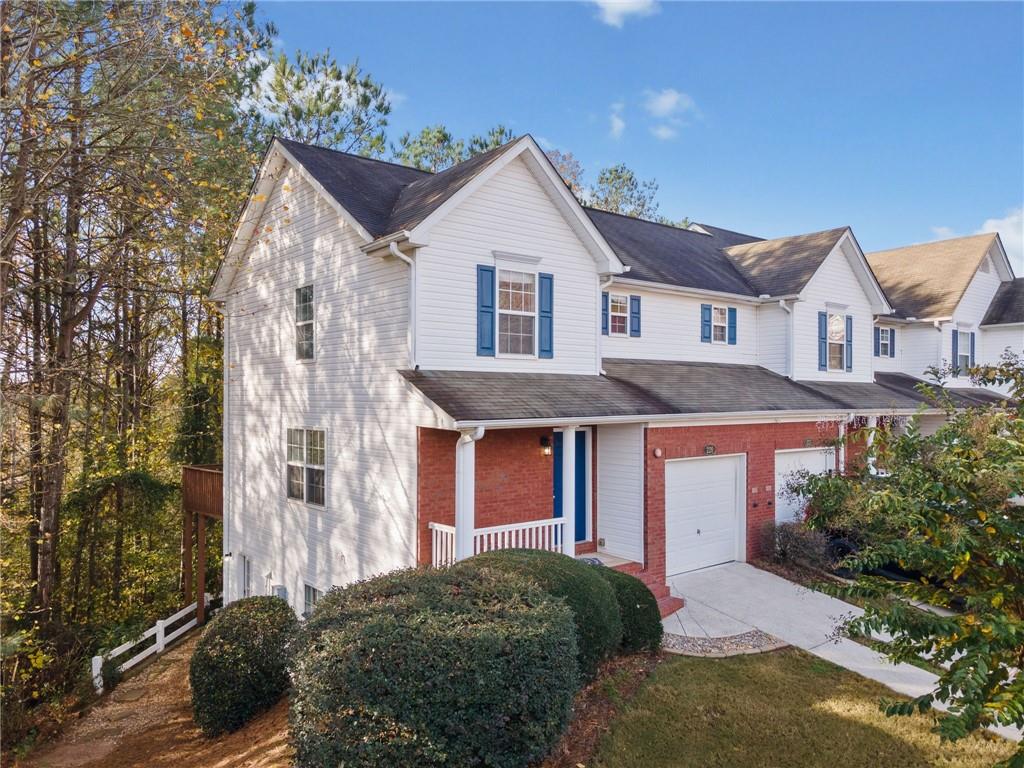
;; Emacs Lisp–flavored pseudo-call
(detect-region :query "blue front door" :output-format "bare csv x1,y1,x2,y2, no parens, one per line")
552,430,587,543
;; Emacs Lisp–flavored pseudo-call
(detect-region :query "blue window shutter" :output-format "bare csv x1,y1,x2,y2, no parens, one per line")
873,327,880,357
817,312,827,371
845,315,853,372
951,329,959,376
538,273,554,359
601,292,609,336
970,331,975,367
629,295,641,337
727,307,737,345
476,265,495,357
701,304,712,343
889,328,896,358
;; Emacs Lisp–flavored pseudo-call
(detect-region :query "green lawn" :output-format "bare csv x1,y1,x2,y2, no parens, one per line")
592,648,1015,768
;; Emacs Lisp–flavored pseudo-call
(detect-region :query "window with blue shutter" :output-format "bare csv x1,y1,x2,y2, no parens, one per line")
629,295,641,337
727,307,737,345
817,312,827,371
476,265,495,356
970,331,976,367
701,304,712,343
601,292,609,336
889,328,896,358
873,327,880,357
845,315,853,372
538,273,554,359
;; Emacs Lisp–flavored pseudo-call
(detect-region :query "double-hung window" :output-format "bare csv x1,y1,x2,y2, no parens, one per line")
878,328,891,357
498,269,536,355
287,428,325,506
609,294,629,335
241,554,253,598
827,313,846,371
957,330,971,373
303,584,322,619
295,285,314,360
712,306,728,343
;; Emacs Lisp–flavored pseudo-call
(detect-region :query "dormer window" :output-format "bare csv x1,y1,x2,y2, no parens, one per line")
827,313,846,371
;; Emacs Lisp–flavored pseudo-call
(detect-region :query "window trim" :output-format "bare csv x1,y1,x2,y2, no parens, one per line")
956,329,971,373
295,284,315,362
286,427,326,507
826,313,846,371
608,293,630,336
241,554,252,598
878,327,891,358
496,267,538,358
303,583,322,619
711,305,729,345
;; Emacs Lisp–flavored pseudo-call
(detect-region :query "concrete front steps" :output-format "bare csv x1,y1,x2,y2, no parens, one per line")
611,560,685,618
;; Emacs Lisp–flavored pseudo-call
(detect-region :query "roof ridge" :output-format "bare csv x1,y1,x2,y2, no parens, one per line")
867,231,997,257
275,135,433,176
724,225,849,253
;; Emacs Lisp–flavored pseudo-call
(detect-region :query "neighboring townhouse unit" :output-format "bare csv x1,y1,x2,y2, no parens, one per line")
210,135,1016,618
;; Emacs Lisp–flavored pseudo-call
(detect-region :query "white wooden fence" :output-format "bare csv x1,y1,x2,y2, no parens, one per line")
428,518,566,568
91,594,210,694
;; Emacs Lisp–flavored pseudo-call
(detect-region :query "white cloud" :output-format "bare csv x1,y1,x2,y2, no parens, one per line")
609,102,625,139
385,89,407,108
930,225,957,240
593,0,659,28
979,207,1023,273
650,124,677,140
643,88,697,118
535,136,556,151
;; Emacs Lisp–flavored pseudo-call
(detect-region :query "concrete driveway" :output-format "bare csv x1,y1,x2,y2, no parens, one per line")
664,562,1021,741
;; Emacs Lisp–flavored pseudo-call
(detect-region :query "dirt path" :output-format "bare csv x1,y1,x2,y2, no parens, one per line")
18,635,293,768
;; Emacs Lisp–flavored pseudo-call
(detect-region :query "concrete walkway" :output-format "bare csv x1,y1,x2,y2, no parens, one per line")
664,562,1020,742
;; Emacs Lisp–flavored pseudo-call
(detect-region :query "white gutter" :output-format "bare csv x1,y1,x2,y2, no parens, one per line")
389,242,417,368
362,230,415,253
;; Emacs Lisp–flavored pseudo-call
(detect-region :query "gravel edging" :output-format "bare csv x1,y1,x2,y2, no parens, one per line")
662,629,787,657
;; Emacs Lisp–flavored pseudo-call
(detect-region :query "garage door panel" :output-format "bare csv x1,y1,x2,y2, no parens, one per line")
665,455,743,575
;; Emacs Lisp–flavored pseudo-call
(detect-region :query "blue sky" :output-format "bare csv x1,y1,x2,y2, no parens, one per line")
263,1,1024,271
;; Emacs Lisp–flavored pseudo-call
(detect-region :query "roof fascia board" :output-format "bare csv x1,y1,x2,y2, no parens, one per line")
980,321,1024,329
408,136,626,274
833,229,892,314
610,276,766,304
274,140,375,244
988,234,1015,281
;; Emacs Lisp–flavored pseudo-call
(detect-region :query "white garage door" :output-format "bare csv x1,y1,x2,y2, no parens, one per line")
774,448,835,523
665,455,743,575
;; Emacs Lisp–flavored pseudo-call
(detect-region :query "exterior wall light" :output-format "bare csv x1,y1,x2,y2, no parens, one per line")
540,435,552,457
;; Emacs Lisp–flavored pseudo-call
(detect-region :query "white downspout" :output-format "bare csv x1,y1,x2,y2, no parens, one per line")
778,299,794,379
454,426,485,560
390,242,416,368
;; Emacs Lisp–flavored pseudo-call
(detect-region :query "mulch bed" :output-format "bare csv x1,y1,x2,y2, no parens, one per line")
541,651,663,768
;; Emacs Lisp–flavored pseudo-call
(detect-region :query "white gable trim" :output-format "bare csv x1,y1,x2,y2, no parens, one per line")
209,140,373,302
407,136,626,275
986,234,1016,281
801,228,891,314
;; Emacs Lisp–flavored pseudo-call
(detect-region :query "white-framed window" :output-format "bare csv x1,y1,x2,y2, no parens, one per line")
303,583,322,619
878,327,891,357
609,294,629,335
295,285,314,360
287,428,325,506
827,313,846,371
497,269,536,355
957,330,971,372
712,306,728,343
241,554,253,598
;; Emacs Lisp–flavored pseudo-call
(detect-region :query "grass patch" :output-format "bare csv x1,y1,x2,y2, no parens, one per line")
592,648,1014,768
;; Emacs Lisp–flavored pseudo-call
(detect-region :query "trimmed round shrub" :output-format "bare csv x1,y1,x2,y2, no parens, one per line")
289,565,578,768
467,549,623,678
592,566,663,652
189,595,298,736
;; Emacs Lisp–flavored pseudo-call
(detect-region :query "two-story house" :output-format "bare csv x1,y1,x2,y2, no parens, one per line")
210,135,1016,618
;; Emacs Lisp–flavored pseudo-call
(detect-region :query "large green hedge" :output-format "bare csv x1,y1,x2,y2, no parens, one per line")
189,595,298,736
467,549,623,678
592,566,663,652
289,565,578,768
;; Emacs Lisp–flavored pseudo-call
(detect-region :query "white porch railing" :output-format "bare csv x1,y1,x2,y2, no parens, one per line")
429,518,566,568
90,595,210,694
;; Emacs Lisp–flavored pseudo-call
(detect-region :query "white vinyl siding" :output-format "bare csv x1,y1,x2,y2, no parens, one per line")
873,324,902,372
222,163,439,615
415,156,601,373
596,424,644,562
757,302,789,375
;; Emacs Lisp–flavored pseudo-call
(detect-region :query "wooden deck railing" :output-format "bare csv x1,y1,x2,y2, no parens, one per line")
182,464,222,519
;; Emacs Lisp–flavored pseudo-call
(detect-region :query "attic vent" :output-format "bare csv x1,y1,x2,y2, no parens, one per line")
687,224,712,236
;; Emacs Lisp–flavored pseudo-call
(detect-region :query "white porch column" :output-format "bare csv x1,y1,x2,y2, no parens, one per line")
455,427,484,560
561,426,578,556
866,415,878,475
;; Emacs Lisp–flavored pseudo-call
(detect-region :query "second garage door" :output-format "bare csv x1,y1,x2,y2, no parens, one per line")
665,455,744,575
774,448,835,523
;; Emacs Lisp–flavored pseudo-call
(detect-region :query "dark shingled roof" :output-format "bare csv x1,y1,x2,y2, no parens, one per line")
723,227,850,297
982,278,1024,326
584,209,760,295
807,372,1010,410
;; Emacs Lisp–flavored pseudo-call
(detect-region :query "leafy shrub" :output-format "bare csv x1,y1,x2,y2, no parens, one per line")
763,521,831,570
592,566,663,652
289,565,577,768
467,549,623,678
189,595,298,736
